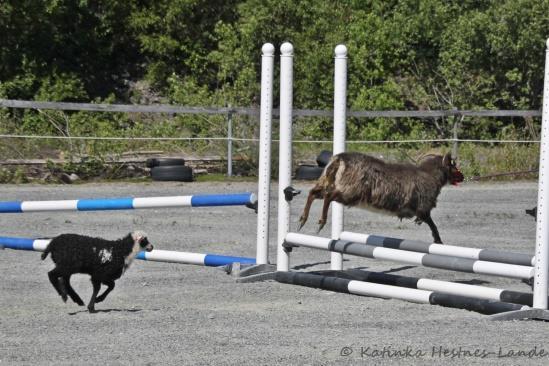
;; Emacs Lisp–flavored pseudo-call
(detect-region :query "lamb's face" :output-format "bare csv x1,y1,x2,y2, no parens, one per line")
132,231,154,252
139,236,154,252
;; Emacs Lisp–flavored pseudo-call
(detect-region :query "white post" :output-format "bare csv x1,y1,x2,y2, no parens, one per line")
533,39,549,309
277,42,294,272
331,45,348,270
256,43,274,265
227,105,233,177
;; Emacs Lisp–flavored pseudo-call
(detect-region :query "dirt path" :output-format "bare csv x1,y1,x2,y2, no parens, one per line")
1,181,547,365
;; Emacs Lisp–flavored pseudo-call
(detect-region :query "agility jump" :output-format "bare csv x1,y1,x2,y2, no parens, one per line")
268,41,549,320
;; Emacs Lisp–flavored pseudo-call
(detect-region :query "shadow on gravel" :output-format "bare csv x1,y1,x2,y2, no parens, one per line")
68,308,145,315
346,265,417,274
381,265,417,274
292,259,350,270
454,279,491,285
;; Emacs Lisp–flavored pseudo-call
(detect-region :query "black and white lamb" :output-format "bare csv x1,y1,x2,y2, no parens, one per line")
41,231,153,313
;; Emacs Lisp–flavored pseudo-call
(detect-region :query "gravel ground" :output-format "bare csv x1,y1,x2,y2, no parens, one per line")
1,180,548,365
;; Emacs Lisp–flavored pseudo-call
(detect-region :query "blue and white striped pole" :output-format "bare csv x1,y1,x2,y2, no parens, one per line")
0,192,256,213
0,236,256,267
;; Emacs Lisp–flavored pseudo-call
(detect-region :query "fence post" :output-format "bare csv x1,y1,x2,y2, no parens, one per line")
452,113,459,160
227,104,233,177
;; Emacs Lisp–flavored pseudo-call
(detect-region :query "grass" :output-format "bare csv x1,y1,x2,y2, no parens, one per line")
0,140,541,183
194,173,257,183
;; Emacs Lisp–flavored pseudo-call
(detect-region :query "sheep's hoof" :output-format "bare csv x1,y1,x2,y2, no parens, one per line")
317,220,326,233
88,307,97,313
75,299,85,306
298,217,307,231
61,294,68,303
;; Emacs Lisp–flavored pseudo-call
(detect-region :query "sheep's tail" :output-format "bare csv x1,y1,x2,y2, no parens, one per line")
319,155,341,186
41,244,51,260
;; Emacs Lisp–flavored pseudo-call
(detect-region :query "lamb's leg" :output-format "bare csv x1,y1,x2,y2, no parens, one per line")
299,186,323,230
95,280,115,303
63,275,84,306
48,268,67,302
422,214,443,244
87,279,101,313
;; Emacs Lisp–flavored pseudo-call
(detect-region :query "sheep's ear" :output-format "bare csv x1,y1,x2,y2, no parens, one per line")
442,152,452,166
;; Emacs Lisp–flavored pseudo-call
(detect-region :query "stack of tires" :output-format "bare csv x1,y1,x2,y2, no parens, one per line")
146,158,193,182
295,150,332,180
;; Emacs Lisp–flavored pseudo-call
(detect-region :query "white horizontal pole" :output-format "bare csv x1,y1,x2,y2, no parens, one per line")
341,231,534,266
285,233,534,279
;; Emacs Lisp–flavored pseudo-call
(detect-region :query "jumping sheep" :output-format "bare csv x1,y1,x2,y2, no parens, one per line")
298,152,464,244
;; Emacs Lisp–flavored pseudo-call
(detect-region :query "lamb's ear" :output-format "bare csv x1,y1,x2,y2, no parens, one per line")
442,152,452,166
131,231,147,243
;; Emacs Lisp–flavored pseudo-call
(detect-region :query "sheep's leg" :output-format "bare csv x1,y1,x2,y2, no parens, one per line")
63,275,84,306
48,268,67,302
299,186,323,230
95,280,115,303
422,214,443,244
87,279,101,313
318,191,340,232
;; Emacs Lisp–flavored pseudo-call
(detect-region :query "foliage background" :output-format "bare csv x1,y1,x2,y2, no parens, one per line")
1,0,548,178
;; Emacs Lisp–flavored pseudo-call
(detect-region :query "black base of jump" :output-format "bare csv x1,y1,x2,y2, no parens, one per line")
275,271,527,316
341,269,538,306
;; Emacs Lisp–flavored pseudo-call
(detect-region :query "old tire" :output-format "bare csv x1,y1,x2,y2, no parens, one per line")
316,150,332,167
295,165,324,180
146,158,186,168
151,165,193,182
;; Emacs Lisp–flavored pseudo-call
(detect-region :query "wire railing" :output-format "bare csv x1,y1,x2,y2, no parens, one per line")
0,99,542,174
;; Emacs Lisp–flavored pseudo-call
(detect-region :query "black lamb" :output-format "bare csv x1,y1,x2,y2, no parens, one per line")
41,231,153,313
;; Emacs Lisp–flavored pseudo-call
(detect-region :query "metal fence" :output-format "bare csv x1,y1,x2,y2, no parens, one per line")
0,99,543,175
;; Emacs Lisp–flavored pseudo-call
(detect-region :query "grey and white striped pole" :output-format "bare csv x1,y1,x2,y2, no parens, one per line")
331,45,347,271
284,233,533,279
340,231,534,266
